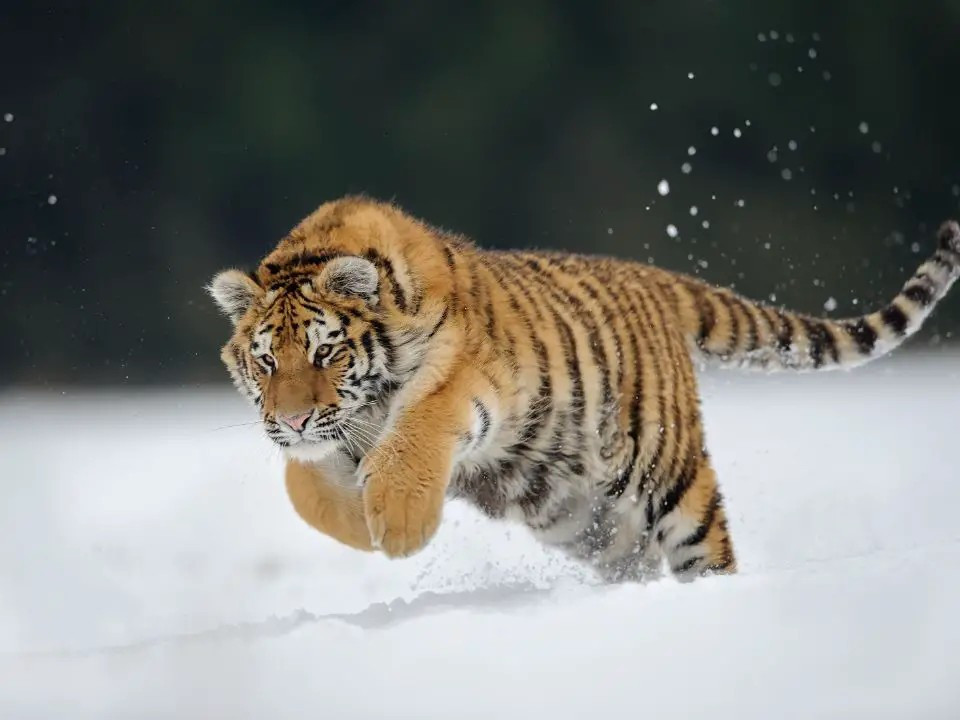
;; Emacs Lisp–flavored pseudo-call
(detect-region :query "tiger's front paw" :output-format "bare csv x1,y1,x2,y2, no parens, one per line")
359,456,445,558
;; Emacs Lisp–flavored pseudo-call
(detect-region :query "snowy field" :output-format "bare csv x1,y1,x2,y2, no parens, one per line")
1,350,959,719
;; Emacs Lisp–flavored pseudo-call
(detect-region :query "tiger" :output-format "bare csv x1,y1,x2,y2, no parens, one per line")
208,195,960,582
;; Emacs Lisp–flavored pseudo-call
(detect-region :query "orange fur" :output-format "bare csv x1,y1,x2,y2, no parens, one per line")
209,198,960,580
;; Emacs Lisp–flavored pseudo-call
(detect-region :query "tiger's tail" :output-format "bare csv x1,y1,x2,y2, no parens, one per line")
672,220,960,371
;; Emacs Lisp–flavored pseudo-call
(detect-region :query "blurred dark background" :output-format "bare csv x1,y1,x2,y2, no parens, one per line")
3,1,960,387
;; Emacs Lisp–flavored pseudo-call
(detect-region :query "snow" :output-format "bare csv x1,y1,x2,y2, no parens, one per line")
2,352,960,719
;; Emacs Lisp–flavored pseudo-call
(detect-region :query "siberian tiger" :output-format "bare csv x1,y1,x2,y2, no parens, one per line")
208,196,960,582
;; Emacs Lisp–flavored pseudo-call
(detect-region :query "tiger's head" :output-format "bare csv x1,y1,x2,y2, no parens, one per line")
208,255,393,460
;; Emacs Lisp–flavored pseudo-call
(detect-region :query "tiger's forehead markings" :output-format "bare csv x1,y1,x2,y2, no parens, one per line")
306,310,347,348
252,288,352,356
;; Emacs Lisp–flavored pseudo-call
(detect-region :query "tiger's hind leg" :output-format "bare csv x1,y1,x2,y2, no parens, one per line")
655,458,737,581
592,537,665,584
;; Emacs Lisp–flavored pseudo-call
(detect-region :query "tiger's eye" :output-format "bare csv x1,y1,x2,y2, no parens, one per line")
258,355,276,371
313,345,332,366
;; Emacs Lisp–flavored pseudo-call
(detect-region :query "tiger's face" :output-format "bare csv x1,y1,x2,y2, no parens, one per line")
208,256,391,457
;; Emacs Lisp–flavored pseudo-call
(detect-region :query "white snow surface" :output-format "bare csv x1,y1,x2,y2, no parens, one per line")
2,352,960,719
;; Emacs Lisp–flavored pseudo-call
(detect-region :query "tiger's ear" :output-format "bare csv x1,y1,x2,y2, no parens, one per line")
318,256,379,302
207,269,263,325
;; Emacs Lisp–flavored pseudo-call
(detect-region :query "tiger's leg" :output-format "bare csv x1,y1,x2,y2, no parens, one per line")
593,539,664,584
655,458,737,581
581,502,665,583
285,459,374,551
360,371,475,558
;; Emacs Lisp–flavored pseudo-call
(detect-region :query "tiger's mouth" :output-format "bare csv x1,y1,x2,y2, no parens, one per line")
274,409,376,465
263,410,340,447
263,404,379,452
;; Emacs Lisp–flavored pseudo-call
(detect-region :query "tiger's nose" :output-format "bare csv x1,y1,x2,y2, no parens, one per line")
279,412,312,432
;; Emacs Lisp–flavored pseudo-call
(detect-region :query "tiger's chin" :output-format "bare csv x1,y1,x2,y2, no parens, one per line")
282,438,342,464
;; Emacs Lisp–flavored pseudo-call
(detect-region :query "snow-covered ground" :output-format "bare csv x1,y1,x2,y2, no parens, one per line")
1,351,959,719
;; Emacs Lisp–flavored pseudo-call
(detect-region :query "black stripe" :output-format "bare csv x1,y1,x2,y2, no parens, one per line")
672,556,702,575
443,245,461,313
775,310,794,355
264,251,346,283
881,304,909,336
517,338,552,444
656,457,698,523
295,298,331,316
499,254,545,321
467,256,484,322
641,280,686,482
369,319,396,370
627,281,660,500
757,306,778,340
494,258,554,447
515,257,585,426
537,259,614,411
480,259,518,367
735,299,759,353
706,531,735,572
426,306,449,340
802,319,839,368
548,304,584,425
443,244,457,271
715,293,740,358
364,249,408,312
846,318,877,355
696,291,716,349
511,258,586,490
677,489,721,548
606,279,651,498
472,398,491,441
478,266,498,341
754,307,779,368
231,344,248,379
359,330,375,360
903,283,933,307
579,278,625,390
